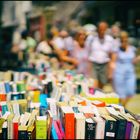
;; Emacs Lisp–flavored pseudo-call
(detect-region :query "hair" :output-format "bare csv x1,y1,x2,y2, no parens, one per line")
120,31,129,38
46,31,53,40
97,21,108,28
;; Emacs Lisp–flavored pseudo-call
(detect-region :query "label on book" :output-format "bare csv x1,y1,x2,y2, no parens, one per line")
106,132,115,137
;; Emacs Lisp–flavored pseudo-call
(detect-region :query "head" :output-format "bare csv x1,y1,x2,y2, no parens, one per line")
74,28,86,47
97,21,108,39
50,26,59,37
111,25,121,38
120,31,129,49
59,30,68,38
21,30,29,39
46,32,54,42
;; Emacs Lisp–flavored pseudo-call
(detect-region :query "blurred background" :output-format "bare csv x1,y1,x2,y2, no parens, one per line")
0,1,140,114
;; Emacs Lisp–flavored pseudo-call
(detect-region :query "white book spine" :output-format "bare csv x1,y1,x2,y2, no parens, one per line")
76,118,85,139
8,119,13,139
95,119,105,139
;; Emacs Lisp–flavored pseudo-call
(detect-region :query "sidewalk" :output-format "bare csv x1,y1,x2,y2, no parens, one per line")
125,94,140,115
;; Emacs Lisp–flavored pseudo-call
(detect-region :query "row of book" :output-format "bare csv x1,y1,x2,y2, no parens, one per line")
0,70,119,105
0,96,140,139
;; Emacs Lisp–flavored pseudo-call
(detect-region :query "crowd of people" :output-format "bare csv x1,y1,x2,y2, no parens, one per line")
11,21,140,107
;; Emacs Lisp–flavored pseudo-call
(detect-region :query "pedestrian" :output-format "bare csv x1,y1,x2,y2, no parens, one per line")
88,21,114,88
110,31,140,106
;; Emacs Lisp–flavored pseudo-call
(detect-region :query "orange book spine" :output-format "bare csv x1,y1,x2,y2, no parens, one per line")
65,113,75,139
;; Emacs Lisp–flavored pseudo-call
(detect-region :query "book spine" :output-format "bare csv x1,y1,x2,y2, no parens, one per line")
85,121,96,139
76,118,85,139
13,122,18,139
36,122,47,139
65,113,75,139
125,122,132,139
95,120,105,139
8,120,13,139
18,130,28,139
2,128,7,139
115,120,127,139
104,121,116,139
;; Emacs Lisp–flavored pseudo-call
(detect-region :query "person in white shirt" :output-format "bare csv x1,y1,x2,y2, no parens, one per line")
88,21,114,88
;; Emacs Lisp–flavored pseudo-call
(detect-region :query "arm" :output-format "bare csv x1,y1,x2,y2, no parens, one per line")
133,56,140,64
108,52,117,80
51,41,78,66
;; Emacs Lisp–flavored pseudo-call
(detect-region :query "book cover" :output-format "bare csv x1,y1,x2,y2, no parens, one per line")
2,121,7,139
47,110,53,139
0,118,5,130
85,118,96,139
102,115,116,139
110,114,127,139
51,122,58,139
18,125,28,139
1,103,8,115
7,113,14,139
61,106,75,139
13,115,20,139
75,113,85,139
92,116,105,139
27,125,35,139
56,119,65,139
36,116,47,139
53,120,63,139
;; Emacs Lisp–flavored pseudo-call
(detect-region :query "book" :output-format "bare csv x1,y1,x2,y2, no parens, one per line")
0,118,5,130
106,106,127,139
51,122,58,139
91,100,106,107
39,93,48,108
56,119,65,139
18,125,28,139
47,98,57,120
20,112,31,126
53,120,63,139
61,106,75,139
1,102,8,115
7,113,14,139
78,106,94,118
13,115,20,139
111,114,127,139
85,118,96,139
27,125,35,139
119,112,133,139
12,102,20,116
75,113,85,139
47,110,53,139
2,121,7,139
36,116,47,139
92,116,105,139
101,115,116,139
2,111,11,120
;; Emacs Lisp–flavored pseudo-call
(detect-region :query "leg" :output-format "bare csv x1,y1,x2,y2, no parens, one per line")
98,63,108,89
92,63,99,88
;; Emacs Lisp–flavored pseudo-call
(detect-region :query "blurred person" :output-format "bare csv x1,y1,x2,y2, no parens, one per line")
51,29,78,69
36,32,54,56
111,24,121,49
110,31,140,106
84,24,97,54
71,28,90,77
19,30,37,53
88,21,114,89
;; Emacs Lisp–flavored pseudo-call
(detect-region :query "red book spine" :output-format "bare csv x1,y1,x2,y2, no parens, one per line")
13,122,18,139
65,113,75,139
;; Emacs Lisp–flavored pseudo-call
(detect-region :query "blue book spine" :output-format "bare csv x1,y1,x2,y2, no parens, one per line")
5,82,11,94
51,123,58,139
